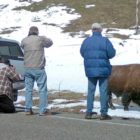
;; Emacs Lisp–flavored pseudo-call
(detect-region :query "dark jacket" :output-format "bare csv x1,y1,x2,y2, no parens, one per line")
80,31,116,77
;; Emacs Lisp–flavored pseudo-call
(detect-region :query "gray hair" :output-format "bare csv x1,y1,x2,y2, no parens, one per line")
91,23,102,31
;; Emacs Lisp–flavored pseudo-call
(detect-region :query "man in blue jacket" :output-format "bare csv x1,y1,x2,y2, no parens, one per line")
80,23,116,120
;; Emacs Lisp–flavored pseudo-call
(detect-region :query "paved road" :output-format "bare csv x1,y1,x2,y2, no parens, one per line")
0,111,140,140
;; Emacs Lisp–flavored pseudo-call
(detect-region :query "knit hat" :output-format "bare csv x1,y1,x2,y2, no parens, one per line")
91,23,102,30
28,26,39,35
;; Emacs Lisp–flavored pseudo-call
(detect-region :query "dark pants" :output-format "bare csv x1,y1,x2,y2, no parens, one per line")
0,95,15,113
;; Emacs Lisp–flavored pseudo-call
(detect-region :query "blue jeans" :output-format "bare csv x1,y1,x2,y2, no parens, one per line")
24,68,48,114
87,77,109,115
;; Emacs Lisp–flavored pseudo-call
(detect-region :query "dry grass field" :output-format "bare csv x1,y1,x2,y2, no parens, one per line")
14,0,139,33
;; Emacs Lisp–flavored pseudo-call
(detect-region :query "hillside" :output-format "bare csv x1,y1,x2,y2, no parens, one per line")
14,0,139,33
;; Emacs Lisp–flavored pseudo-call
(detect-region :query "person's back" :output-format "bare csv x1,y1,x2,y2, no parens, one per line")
80,23,116,120
21,26,53,116
0,58,20,98
80,28,115,78
21,26,53,69
0,57,20,113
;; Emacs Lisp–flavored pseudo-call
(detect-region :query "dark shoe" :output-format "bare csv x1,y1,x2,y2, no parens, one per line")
85,112,98,119
39,110,52,116
25,110,34,115
100,114,112,120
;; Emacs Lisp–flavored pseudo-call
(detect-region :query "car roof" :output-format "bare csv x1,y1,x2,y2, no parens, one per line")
0,37,20,45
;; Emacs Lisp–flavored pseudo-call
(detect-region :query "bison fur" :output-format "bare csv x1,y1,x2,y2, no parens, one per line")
108,64,140,110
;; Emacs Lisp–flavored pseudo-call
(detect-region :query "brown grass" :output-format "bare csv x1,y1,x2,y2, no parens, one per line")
18,90,87,113
13,0,139,34
48,90,86,100
18,90,137,113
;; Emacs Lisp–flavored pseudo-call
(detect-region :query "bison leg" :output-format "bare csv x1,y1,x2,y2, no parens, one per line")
122,93,131,111
108,91,116,110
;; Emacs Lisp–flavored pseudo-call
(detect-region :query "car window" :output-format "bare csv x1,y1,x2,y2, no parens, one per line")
0,46,10,55
0,41,23,57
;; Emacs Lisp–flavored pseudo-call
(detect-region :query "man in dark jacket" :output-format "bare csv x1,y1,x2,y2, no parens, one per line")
80,23,116,120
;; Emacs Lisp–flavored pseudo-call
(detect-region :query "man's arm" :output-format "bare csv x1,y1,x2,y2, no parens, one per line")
106,38,116,59
42,36,53,48
80,39,87,57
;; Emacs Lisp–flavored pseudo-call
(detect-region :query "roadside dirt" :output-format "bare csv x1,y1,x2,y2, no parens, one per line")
18,90,139,113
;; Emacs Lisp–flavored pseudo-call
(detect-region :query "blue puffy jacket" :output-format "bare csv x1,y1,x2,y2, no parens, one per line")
80,31,116,77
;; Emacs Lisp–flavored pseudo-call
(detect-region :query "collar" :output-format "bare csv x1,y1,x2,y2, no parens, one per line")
92,31,102,36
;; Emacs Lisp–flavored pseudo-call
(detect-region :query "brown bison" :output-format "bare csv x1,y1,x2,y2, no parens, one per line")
108,64,140,110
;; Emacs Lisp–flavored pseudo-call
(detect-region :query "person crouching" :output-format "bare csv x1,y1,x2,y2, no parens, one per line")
0,57,20,113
